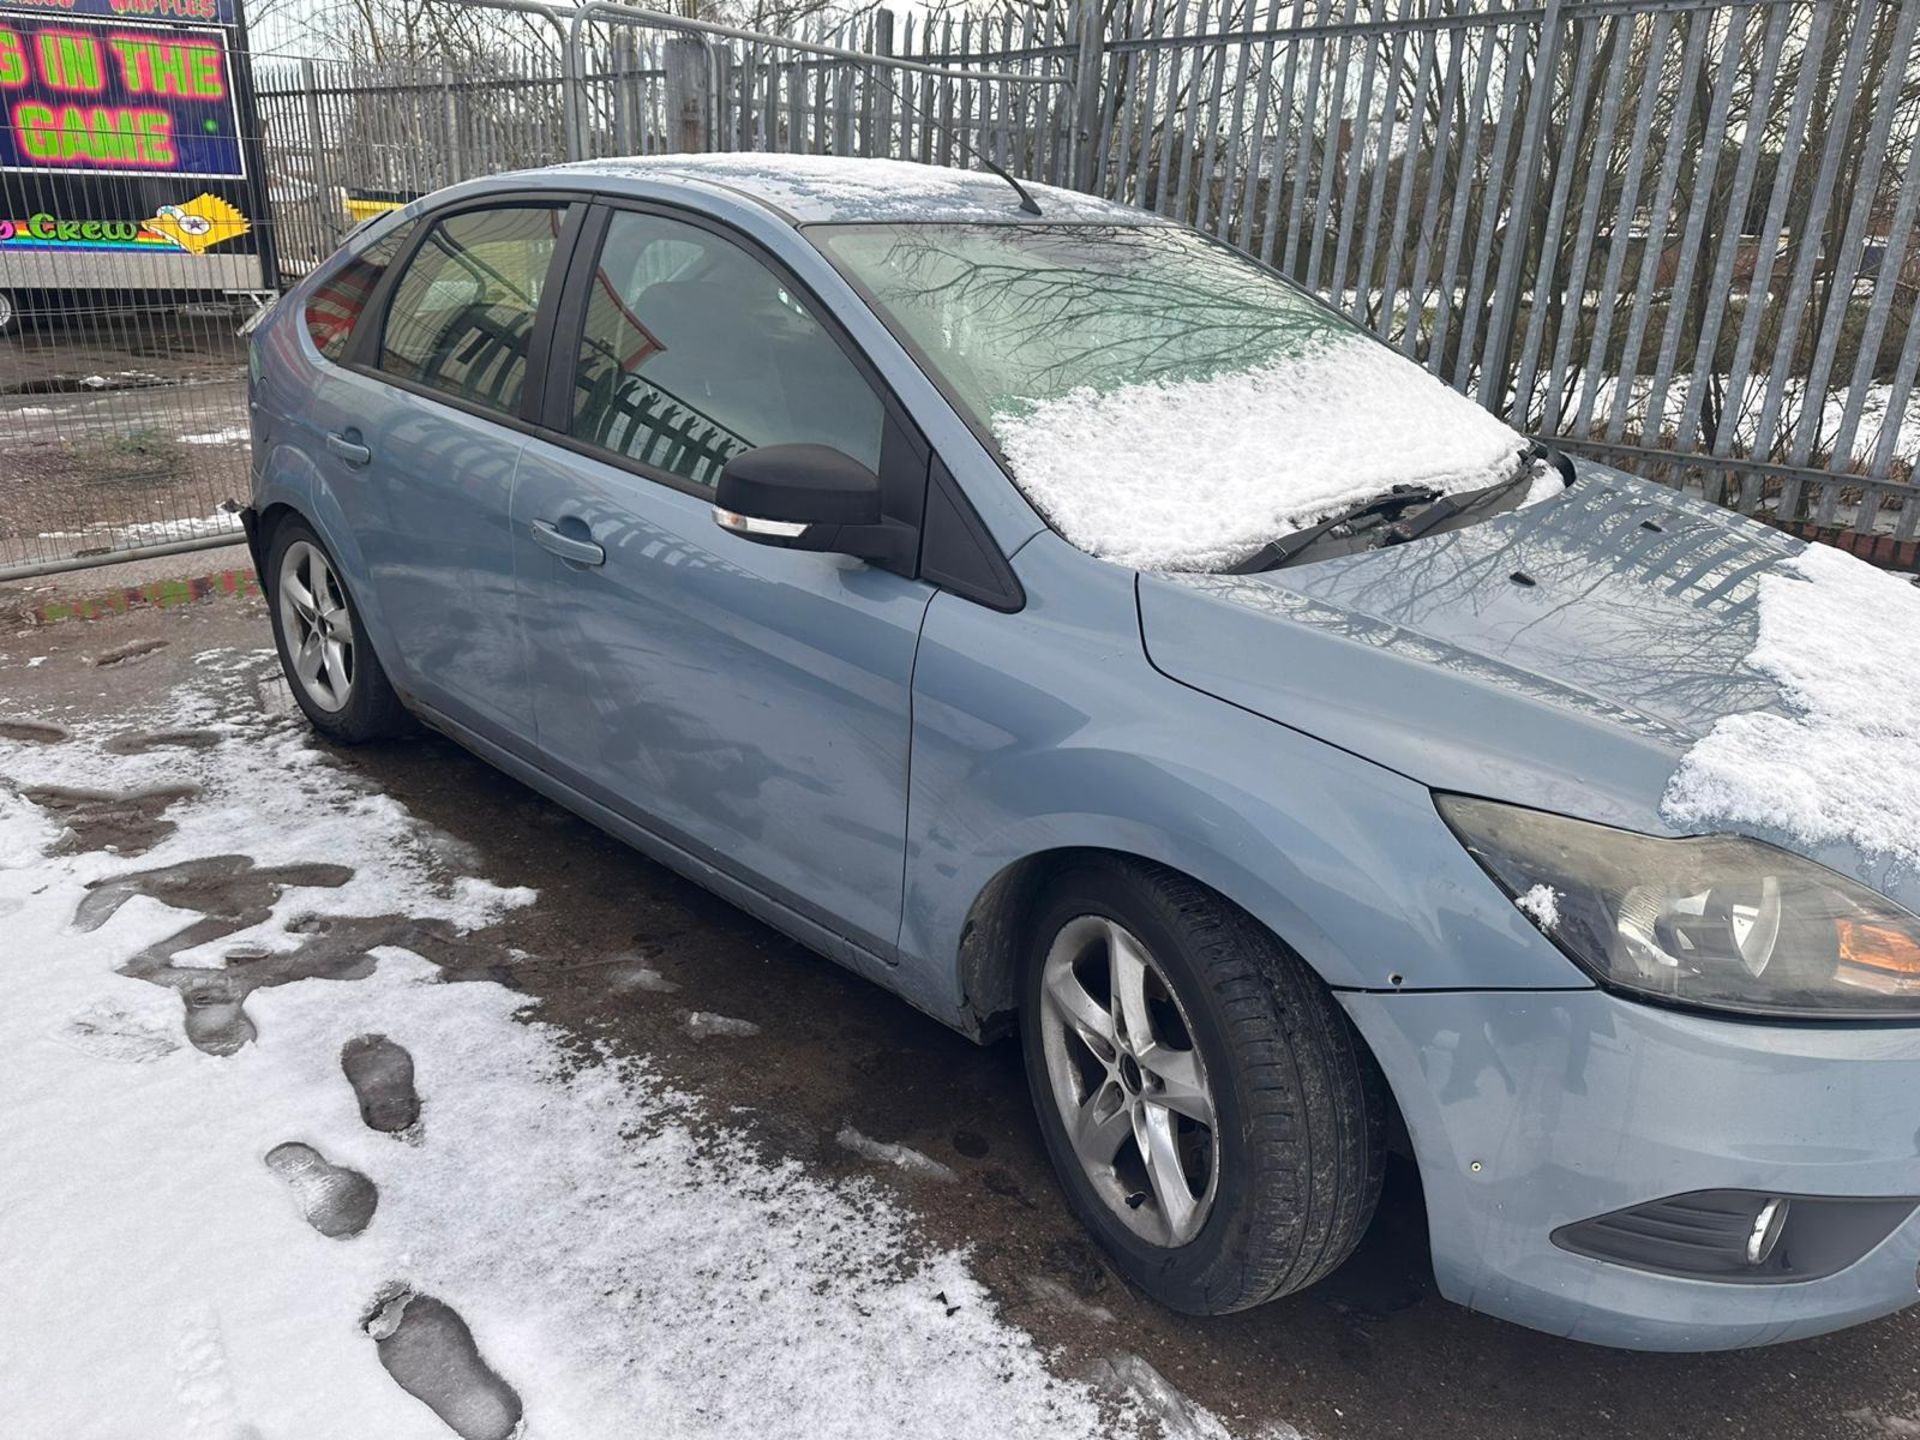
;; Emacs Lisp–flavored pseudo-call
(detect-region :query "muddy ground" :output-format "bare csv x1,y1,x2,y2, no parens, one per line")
3,592,1917,1440
0,313,251,567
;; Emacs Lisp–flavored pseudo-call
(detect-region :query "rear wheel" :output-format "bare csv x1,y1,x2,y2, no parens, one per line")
1020,856,1386,1314
266,518,409,743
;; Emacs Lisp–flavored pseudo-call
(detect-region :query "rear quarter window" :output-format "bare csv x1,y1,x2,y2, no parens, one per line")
304,220,416,362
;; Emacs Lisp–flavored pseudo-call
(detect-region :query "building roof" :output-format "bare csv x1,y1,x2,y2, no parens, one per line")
549,152,1163,226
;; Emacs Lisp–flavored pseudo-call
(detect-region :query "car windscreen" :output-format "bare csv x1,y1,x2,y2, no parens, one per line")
812,222,1532,572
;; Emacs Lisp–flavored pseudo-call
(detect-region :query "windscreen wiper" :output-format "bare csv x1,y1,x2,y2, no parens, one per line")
1380,468,1536,548
1381,442,1570,548
1225,483,1442,575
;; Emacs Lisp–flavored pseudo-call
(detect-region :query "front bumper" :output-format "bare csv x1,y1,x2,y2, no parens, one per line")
1343,987,1920,1350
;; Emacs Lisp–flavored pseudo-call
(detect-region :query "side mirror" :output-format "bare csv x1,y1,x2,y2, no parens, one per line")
712,444,913,570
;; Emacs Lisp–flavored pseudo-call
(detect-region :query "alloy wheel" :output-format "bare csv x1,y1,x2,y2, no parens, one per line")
1037,914,1220,1246
278,539,356,713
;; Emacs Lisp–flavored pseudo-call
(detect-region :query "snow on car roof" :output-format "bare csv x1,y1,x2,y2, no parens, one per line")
555,152,1161,224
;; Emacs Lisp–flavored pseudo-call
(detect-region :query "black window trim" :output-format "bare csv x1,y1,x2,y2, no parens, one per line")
538,196,929,520
343,190,592,438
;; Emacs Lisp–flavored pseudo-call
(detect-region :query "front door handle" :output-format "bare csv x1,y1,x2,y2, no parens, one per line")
531,517,606,567
325,431,372,466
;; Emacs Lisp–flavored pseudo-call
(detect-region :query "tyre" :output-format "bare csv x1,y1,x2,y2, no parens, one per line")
265,518,410,743
1020,856,1386,1314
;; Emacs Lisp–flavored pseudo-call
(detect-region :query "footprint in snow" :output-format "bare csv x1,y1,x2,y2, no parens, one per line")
264,1142,378,1239
363,1284,524,1440
54,999,180,1063
341,1034,421,1136
103,727,224,755
180,974,258,1056
0,718,68,744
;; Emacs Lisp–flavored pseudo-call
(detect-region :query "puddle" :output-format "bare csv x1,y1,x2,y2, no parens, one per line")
75,855,511,1054
22,782,200,856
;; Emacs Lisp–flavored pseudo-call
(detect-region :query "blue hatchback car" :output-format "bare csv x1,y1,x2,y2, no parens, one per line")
245,154,1920,1352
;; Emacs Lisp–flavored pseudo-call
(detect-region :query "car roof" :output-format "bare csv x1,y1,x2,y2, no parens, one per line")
540,153,1166,226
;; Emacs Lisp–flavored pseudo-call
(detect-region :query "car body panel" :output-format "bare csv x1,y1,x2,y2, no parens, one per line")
895,532,1594,1018
1346,986,1920,1350
511,432,934,960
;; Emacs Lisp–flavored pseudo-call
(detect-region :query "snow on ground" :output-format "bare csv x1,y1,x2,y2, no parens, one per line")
1664,541,1920,867
991,332,1531,571
0,651,1202,1440
36,510,243,547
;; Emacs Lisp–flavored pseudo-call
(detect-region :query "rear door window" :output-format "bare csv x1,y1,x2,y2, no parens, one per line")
378,205,568,416
568,210,883,489
305,220,414,362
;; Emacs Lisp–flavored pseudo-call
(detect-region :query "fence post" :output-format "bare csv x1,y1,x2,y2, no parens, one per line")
1478,0,1565,414
442,65,464,184
562,24,585,161
1070,0,1106,193
299,58,338,251
665,35,712,153
872,8,895,159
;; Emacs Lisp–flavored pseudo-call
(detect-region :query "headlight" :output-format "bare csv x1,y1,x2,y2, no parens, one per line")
1438,795,1920,1019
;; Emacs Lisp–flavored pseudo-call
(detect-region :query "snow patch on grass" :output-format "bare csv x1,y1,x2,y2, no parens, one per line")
991,332,1529,571
1664,543,1920,867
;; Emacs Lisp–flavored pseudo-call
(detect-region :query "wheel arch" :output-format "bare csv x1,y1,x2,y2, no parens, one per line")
251,450,400,670
958,842,1415,1156
956,841,1334,1032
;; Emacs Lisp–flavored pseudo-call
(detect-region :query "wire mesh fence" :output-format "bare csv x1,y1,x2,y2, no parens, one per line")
4,0,1919,581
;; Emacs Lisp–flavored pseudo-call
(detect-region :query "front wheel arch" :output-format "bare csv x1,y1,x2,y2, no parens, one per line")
961,842,1409,1093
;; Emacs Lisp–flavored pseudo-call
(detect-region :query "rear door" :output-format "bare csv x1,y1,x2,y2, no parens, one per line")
323,197,581,746
510,203,934,959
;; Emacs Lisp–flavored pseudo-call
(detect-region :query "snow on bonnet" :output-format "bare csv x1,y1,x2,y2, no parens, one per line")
1664,541,1920,868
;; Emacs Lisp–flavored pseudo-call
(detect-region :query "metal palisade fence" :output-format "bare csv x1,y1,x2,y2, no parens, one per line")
1077,0,1920,543
3,0,1919,579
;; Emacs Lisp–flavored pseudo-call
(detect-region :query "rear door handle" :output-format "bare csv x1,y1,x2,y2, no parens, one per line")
530,518,606,567
325,431,372,466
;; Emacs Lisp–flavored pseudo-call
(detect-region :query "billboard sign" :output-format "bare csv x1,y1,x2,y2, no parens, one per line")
0,15,243,178
0,0,235,22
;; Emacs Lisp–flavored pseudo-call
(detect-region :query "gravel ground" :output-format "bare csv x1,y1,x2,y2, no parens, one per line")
3,592,1917,1440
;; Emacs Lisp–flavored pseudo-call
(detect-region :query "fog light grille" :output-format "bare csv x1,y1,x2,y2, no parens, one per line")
1553,1190,1917,1284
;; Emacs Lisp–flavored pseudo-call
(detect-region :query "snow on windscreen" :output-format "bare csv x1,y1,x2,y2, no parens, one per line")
1664,542,1920,867
990,331,1531,571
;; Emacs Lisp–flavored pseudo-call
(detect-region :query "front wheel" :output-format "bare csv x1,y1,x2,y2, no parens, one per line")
265,518,409,743
1020,856,1386,1314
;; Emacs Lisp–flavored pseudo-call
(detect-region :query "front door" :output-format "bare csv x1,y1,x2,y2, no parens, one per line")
511,206,932,959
